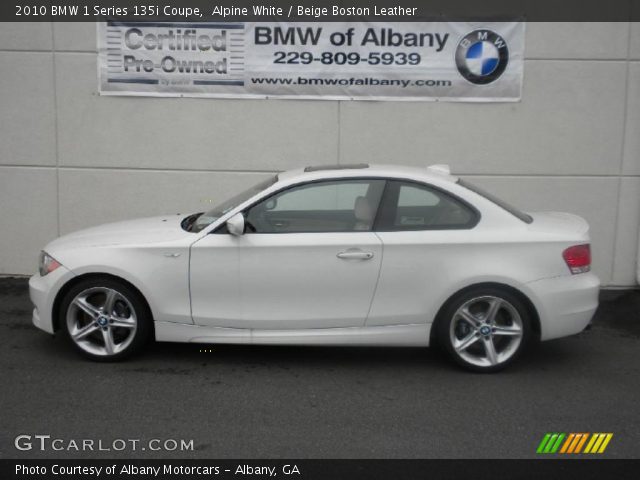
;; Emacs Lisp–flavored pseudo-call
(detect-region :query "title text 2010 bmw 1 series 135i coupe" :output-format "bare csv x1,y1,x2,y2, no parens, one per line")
29,164,599,372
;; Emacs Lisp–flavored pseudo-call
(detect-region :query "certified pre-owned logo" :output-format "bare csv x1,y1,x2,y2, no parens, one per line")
455,30,509,85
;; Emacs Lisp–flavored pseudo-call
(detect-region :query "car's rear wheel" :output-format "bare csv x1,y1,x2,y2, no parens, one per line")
437,287,531,372
60,277,151,361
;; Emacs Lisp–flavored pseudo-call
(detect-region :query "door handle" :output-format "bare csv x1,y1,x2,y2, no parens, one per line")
337,251,374,260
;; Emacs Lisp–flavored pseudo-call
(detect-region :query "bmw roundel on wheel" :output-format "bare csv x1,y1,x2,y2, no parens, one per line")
29,164,599,372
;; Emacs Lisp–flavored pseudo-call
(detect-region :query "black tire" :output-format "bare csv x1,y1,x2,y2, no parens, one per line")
436,286,532,373
59,276,152,361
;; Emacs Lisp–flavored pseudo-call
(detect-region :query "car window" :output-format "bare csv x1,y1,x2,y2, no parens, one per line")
245,179,385,233
457,179,533,224
398,184,440,207
376,180,477,231
191,176,277,233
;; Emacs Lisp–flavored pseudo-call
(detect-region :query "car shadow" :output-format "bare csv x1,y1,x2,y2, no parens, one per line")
133,336,584,375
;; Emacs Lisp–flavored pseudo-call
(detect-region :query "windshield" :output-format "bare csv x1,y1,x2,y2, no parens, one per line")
457,179,533,224
190,176,278,233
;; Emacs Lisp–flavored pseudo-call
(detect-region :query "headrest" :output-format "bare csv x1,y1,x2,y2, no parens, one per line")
354,196,373,222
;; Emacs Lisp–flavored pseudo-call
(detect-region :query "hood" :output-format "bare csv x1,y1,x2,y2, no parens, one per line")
46,215,192,251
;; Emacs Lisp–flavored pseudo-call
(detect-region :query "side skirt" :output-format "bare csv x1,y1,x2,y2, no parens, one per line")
154,322,431,347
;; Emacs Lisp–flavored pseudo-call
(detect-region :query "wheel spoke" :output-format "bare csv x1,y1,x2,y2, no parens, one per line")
485,298,502,325
72,322,100,341
483,337,498,365
457,307,481,327
101,328,116,355
103,289,118,315
110,317,136,329
455,333,480,352
73,296,100,319
493,325,522,337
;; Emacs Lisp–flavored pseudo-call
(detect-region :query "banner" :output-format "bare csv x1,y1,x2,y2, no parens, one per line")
98,21,524,101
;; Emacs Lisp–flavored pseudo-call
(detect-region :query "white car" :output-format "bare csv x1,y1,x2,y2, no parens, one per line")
29,164,599,372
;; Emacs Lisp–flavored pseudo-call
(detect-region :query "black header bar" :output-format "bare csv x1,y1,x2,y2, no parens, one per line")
2,1,640,22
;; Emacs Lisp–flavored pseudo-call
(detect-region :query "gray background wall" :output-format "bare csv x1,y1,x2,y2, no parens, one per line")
1,22,639,287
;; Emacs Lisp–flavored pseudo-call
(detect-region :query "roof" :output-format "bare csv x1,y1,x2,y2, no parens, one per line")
277,164,458,185
303,163,369,172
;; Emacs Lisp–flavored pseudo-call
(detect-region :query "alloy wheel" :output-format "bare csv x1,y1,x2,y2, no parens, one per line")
449,295,523,368
66,287,138,357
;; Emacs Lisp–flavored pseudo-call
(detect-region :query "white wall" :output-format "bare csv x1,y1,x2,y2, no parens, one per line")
0,22,638,287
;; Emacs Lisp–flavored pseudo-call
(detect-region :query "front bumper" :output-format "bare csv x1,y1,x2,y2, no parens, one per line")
526,272,600,341
29,266,75,334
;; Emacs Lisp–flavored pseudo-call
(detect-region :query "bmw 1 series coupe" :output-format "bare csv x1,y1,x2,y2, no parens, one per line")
29,164,599,372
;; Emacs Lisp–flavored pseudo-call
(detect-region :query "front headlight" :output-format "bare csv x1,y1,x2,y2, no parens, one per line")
39,251,61,277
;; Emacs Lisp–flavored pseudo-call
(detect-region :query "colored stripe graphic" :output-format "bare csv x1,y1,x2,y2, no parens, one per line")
567,433,584,453
536,433,565,454
597,433,614,453
536,433,552,453
550,433,565,453
574,433,589,453
544,433,559,453
584,433,599,453
559,433,575,453
537,433,613,454
584,433,613,454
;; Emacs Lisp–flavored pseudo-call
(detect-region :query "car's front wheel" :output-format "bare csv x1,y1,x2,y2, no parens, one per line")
437,287,532,372
60,277,152,361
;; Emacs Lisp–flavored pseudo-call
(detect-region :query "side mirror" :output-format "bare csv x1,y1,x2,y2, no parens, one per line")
226,213,245,236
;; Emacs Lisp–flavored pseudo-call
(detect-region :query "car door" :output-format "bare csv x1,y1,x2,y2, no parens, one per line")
190,178,386,330
367,179,480,327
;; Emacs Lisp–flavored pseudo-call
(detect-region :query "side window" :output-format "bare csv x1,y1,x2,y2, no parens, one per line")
245,179,385,233
376,181,477,231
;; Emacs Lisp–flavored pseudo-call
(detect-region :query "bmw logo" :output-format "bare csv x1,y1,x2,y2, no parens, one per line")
480,326,492,336
455,30,509,85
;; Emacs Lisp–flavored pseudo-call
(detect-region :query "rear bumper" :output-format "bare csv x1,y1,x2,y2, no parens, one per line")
526,272,600,341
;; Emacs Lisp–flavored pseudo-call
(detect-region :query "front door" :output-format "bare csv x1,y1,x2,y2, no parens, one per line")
190,178,386,329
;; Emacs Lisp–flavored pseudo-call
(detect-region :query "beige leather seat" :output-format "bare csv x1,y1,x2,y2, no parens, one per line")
354,196,374,231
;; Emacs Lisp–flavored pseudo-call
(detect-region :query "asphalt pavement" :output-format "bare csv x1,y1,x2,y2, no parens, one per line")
1,277,639,459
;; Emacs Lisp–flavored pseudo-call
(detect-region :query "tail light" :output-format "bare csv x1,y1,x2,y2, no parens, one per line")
562,244,591,274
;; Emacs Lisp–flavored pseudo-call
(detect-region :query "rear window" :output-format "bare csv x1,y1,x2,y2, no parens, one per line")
375,180,478,231
457,179,533,224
